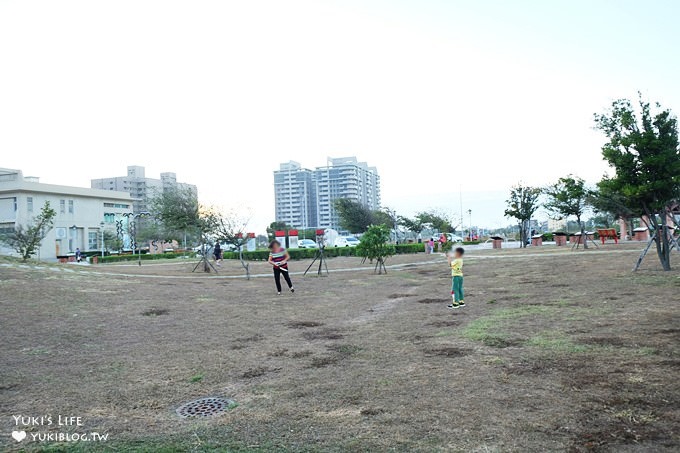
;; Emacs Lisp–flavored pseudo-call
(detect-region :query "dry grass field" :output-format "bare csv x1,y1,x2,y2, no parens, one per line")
1,244,679,452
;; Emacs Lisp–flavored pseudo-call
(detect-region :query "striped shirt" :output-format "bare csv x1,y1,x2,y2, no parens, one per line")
269,248,287,266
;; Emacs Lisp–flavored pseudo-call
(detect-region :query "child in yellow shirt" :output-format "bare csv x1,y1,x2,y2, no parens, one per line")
447,247,465,309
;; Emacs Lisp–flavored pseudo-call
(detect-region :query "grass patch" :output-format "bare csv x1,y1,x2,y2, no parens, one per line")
462,306,555,348
190,373,204,383
526,334,589,353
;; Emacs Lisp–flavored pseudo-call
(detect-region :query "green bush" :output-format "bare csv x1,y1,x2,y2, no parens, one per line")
220,243,425,261
98,251,195,263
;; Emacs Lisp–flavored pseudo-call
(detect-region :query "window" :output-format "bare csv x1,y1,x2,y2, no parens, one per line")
60,199,65,214
68,200,74,214
0,223,14,234
104,213,115,223
27,197,33,213
103,203,130,209
88,232,98,250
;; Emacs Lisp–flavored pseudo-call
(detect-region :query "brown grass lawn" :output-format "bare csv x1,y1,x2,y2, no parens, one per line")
0,244,679,452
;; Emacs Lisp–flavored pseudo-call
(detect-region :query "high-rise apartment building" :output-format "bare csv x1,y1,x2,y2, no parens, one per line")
274,161,317,229
273,157,381,230
91,165,197,213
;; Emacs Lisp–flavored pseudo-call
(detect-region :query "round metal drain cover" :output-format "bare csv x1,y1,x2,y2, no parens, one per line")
176,397,235,418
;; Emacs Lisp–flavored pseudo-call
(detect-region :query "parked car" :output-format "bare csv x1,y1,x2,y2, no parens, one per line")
298,239,318,249
334,236,360,247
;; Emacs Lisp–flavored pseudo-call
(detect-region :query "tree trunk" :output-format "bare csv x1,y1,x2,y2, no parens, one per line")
658,213,671,271
579,216,588,249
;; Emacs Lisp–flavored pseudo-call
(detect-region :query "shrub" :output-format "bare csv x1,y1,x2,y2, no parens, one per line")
98,251,195,263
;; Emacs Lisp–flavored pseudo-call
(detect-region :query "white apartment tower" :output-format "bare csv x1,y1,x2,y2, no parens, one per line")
273,157,381,230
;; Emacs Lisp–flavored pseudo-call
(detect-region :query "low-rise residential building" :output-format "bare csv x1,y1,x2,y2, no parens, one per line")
0,168,133,260
91,165,197,214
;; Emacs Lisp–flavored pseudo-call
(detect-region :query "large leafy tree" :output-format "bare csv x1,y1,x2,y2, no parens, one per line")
149,186,200,246
399,215,424,239
356,224,395,274
545,175,593,248
417,211,453,234
334,199,374,233
0,201,56,261
504,183,542,248
594,96,680,270
589,185,637,234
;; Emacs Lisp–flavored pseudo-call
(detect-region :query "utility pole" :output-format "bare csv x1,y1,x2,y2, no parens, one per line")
468,209,472,241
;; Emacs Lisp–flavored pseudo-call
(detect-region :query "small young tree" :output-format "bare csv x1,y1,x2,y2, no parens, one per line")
594,96,680,270
214,211,252,279
356,224,395,274
504,183,542,248
103,229,123,253
545,175,593,249
0,201,56,261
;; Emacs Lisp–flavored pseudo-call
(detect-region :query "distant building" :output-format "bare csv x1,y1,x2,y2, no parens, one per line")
274,161,317,230
548,218,567,232
273,157,381,230
91,165,197,214
0,168,133,260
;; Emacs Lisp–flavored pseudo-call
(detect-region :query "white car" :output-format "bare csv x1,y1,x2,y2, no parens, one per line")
298,239,318,249
335,236,360,247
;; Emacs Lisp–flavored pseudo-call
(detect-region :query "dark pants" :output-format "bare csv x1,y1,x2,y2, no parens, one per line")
274,266,293,292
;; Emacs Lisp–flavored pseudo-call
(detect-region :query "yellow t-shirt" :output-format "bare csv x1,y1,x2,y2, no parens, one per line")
450,258,463,277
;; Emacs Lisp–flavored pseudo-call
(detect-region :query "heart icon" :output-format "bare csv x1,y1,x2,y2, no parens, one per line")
12,430,27,442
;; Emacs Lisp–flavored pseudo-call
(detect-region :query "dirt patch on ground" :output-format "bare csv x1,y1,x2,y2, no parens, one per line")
302,328,344,340
387,293,412,299
424,347,470,357
141,307,169,316
418,298,445,304
287,320,324,329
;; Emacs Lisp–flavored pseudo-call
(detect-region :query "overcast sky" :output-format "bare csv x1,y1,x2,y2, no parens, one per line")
1,0,678,232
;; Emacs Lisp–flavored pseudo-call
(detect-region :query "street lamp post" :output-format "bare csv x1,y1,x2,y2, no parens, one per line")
70,225,77,253
468,209,472,241
100,221,105,258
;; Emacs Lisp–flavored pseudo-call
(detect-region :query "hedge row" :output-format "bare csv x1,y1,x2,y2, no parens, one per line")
98,252,195,263
222,243,427,261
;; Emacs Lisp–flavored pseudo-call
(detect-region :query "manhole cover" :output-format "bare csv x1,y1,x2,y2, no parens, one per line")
176,397,235,418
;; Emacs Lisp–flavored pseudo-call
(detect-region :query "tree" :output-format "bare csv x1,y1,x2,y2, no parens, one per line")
417,211,453,234
504,183,542,248
594,96,680,270
589,185,637,235
149,186,200,246
214,211,252,279
103,229,123,253
355,224,395,274
334,199,374,233
0,201,56,261
545,175,593,248
399,215,424,240
267,221,288,240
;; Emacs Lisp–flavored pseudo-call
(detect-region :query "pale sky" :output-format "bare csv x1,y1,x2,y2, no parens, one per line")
1,0,678,232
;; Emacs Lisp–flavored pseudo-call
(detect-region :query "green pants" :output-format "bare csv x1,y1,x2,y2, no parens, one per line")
451,276,464,302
